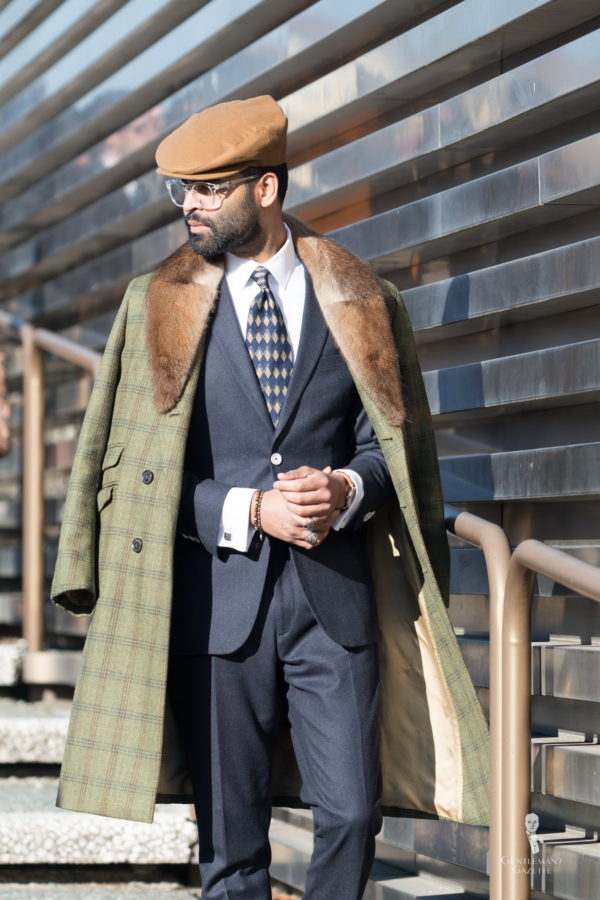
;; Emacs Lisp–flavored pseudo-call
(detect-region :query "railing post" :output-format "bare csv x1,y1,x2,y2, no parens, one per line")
21,324,46,654
502,554,535,900
502,541,600,900
0,313,102,667
444,505,511,900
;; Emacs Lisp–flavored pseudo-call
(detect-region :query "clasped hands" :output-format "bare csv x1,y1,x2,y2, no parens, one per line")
251,466,348,550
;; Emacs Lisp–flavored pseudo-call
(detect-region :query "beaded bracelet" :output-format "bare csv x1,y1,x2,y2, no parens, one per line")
254,488,265,539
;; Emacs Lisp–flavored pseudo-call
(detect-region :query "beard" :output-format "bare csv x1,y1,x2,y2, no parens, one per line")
185,187,263,259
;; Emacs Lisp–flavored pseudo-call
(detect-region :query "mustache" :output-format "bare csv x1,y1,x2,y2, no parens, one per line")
185,214,213,228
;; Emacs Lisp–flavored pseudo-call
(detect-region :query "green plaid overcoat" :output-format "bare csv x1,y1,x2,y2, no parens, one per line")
52,217,489,826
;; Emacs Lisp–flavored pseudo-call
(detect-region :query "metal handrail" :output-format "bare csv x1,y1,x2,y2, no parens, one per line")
0,311,102,655
502,540,600,900
0,312,102,376
445,504,511,900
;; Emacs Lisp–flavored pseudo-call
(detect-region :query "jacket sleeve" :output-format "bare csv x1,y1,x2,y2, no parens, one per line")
177,471,232,557
382,280,451,604
51,287,130,615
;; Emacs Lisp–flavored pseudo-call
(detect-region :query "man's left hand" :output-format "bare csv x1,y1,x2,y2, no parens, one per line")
273,466,347,528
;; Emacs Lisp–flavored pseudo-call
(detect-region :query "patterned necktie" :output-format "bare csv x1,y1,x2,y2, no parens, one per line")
245,266,293,427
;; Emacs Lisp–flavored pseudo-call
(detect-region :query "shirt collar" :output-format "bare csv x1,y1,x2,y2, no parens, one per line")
225,224,298,295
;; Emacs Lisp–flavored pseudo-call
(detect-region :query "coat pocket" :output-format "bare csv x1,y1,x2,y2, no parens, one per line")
96,485,113,513
100,445,124,487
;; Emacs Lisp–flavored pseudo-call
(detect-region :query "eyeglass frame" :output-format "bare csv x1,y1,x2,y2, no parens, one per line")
165,173,260,209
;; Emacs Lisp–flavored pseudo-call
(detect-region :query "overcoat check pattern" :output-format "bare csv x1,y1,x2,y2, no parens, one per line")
52,219,489,826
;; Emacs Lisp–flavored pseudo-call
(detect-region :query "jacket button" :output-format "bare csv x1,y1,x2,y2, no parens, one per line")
131,538,143,553
270,452,282,465
141,470,154,484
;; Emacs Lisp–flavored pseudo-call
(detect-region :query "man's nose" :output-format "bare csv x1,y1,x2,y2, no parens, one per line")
182,190,197,215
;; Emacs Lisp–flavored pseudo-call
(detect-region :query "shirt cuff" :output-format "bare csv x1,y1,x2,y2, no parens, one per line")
332,468,364,530
217,487,256,551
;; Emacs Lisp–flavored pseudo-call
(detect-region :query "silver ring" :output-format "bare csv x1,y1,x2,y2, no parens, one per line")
305,518,316,532
305,530,319,545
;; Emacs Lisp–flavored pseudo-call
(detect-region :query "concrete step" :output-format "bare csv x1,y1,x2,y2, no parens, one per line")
380,815,600,900
2,697,597,823
269,818,478,898
0,778,197,866
0,640,24,686
0,699,69,763
21,649,81,687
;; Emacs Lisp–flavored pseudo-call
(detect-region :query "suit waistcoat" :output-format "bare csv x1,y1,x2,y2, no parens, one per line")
170,275,378,655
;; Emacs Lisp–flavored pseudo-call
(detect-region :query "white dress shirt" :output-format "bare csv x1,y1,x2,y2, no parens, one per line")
217,225,363,551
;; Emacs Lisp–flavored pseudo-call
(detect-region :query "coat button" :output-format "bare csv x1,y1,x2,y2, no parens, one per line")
131,538,143,553
270,452,282,465
141,470,154,484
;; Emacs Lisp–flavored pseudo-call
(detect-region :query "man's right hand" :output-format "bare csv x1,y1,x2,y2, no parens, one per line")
254,489,330,550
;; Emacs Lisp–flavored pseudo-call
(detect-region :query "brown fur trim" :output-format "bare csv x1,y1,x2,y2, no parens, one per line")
286,215,405,426
146,244,223,412
145,218,405,424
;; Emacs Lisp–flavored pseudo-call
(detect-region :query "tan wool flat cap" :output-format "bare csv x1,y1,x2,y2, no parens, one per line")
155,95,288,180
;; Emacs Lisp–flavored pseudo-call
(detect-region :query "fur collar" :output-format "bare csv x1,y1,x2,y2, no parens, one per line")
146,214,405,425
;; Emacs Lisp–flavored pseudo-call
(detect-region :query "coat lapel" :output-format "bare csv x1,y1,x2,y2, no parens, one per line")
145,215,405,425
145,248,222,413
274,271,328,438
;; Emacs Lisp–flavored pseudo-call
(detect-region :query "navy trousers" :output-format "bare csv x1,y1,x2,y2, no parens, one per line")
168,548,382,899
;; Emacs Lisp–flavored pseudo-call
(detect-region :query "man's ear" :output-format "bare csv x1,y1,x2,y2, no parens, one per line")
256,171,280,208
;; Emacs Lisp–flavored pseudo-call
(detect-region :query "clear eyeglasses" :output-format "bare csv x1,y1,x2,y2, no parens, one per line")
165,174,259,209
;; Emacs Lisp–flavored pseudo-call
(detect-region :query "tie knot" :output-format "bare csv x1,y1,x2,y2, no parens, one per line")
251,266,270,291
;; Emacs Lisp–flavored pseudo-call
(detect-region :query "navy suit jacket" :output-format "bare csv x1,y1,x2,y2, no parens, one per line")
171,274,393,654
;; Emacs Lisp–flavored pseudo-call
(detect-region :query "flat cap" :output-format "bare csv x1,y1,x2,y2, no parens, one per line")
155,95,288,180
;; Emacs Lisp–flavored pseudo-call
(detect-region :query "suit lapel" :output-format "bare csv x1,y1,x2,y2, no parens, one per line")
275,271,328,438
210,279,273,430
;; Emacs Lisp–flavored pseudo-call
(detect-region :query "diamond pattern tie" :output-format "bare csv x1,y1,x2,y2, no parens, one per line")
245,266,293,427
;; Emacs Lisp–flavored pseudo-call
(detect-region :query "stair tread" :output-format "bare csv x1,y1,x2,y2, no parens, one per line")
0,699,71,718
0,704,70,763
0,642,25,687
0,779,197,865
270,819,471,897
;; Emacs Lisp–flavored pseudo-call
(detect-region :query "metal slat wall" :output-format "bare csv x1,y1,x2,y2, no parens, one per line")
0,0,599,894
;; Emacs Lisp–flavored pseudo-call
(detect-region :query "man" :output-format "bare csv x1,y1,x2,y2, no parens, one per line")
52,96,489,900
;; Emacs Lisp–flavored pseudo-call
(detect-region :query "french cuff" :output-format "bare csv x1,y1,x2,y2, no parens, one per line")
332,468,364,531
217,487,256,551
